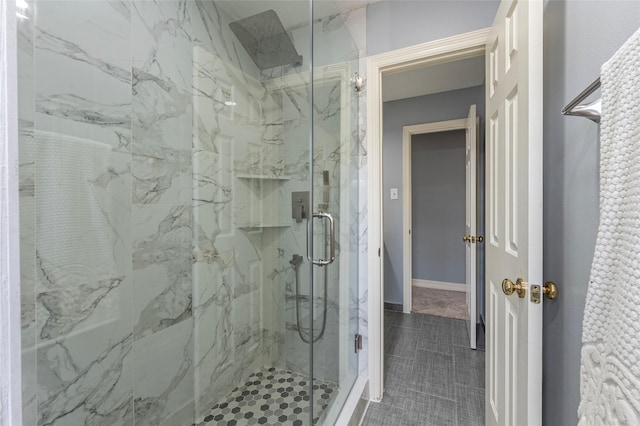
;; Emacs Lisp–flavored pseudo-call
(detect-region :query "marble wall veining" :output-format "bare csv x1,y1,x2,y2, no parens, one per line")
18,1,363,425
338,3,369,381
192,44,285,416
26,1,136,425
17,2,37,425
15,1,233,424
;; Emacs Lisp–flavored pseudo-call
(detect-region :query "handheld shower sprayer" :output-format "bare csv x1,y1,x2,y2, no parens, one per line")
319,170,330,212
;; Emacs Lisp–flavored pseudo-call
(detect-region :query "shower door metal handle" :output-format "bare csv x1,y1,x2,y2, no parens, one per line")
307,212,336,267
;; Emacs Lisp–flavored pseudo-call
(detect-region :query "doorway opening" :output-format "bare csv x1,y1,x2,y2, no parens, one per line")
408,127,468,321
400,103,485,343
366,27,491,402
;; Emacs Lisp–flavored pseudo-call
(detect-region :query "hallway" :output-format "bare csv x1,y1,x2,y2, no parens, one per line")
362,311,485,426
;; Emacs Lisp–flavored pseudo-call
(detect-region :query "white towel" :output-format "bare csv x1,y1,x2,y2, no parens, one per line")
35,130,116,287
578,27,640,425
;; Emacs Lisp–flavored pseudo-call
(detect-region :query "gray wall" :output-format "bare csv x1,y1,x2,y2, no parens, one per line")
367,0,499,56
382,86,485,304
542,2,640,425
411,131,466,284
369,1,640,422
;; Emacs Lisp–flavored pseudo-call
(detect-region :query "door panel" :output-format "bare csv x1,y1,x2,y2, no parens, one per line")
465,104,477,350
485,0,543,425
310,8,360,423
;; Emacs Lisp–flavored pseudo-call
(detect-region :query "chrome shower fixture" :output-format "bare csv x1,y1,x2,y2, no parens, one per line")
229,9,303,70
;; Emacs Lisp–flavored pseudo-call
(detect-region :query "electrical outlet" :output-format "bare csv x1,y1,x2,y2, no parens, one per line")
390,188,398,200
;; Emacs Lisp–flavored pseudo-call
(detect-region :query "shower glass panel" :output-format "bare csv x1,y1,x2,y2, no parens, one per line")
16,0,358,424
192,1,318,423
309,6,360,424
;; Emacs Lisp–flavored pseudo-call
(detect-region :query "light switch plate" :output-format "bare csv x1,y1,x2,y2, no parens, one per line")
390,188,398,200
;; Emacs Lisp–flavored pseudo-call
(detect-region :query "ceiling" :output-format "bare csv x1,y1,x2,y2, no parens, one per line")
216,1,484,103
382,55,486,102
217,1,378,31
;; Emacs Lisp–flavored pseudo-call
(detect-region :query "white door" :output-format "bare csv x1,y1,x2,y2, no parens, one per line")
485,0,543,425
465,104,478,350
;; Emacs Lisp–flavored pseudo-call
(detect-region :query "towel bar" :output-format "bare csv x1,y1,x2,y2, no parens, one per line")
562,78,601,123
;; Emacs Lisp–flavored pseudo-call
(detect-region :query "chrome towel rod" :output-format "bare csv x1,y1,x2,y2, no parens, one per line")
561,77,601,123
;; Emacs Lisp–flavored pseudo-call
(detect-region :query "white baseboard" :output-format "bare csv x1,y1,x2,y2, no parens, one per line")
412,279,466,292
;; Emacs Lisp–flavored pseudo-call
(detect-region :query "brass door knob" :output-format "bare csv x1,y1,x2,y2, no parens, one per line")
502,278,526,298
477,236,484,243
462,235,470,242
543,282,558,300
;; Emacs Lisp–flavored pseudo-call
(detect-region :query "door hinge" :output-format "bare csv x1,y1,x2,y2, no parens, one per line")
378,247,381,257
354,334,363,353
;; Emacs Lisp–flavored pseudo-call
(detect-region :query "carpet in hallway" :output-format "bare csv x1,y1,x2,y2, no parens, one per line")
412,286,469,320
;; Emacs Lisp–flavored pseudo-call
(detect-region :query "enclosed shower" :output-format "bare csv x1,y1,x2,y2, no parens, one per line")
16,1,360,424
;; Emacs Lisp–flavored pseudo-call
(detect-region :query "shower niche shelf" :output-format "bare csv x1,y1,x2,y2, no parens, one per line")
236,223,292,234
235,173,291,180
234,172,292,233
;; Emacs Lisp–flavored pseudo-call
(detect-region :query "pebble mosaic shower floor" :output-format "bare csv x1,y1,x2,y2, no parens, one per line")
193,367,337,426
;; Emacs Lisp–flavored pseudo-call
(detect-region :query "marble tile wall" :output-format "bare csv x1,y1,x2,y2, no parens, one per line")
28,2,135,426
340,4,370,380
16,0,270,424
131,1,196,422
17,4,37,426
192,44,286,417
263,10,362,388
282,77,344,383
18,1,366,425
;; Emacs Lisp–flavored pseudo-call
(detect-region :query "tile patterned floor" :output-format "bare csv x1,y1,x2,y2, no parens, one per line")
193,367,337,426
362,311,485,426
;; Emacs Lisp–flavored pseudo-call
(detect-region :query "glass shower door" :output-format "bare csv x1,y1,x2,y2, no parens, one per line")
17,0,359,423
192,1,318,425
310,7,360,424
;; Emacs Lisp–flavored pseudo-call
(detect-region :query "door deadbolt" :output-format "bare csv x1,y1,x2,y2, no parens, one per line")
531,282,559,303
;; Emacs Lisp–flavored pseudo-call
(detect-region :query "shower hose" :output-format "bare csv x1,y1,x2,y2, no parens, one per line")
290,239,328,344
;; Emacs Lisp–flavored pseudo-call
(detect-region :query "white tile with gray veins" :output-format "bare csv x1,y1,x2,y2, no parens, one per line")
29,3,136,424
33,145,134,424
131,0,193,206
132,203,193,340
133,319,195,426
34,0,132,152
20,1,367,425
191,40,281,418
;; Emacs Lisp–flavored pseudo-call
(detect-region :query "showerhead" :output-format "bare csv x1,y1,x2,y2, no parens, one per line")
229,9,303,70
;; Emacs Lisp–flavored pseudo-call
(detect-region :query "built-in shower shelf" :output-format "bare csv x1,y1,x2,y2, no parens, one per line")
236,223,292,233
236,174,292,181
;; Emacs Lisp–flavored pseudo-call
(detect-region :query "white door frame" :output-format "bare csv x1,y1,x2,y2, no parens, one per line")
0,0,24,424
402,118,470,314
366,27,490,401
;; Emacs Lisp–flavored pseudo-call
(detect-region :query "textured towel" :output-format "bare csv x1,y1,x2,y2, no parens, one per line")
578,27,640,425
35,130,116,287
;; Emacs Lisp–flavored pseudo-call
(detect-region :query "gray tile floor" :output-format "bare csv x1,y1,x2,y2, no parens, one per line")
362,311,485,426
